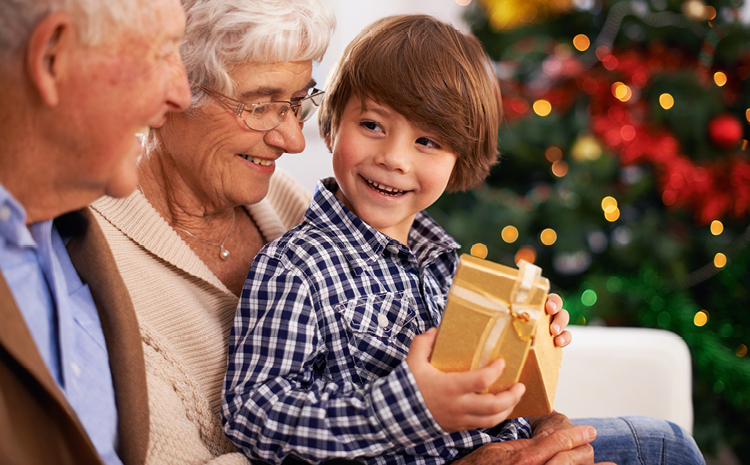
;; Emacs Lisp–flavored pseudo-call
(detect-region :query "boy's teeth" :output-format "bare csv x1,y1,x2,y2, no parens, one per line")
366,178,405,195
240,154,274,166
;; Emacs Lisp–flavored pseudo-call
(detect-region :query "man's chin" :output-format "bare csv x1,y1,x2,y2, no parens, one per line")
104,172,140,199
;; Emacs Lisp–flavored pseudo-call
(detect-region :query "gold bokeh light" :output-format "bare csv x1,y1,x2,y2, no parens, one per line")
573,34,590,51
659,93,674,110
533,99,552,116
502,225,519,243
540,228,557,246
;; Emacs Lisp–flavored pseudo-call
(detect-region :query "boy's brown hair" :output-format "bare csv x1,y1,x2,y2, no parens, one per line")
318,14,502,192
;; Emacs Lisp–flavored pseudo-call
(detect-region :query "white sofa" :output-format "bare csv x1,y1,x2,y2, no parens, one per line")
553,325,694,434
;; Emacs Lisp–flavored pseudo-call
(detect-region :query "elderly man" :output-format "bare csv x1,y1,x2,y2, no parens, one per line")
0,0,191,463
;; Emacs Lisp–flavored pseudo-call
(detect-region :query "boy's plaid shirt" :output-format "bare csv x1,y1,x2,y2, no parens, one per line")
223,178,531,465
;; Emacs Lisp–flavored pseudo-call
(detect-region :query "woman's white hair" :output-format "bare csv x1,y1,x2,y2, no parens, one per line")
0,0,138,58
180,0,336,109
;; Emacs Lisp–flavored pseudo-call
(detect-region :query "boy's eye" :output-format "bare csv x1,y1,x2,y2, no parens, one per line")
416,137,441,149
361,121,382,132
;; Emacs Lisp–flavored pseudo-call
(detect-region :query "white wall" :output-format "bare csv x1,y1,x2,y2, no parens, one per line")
277,0,472,193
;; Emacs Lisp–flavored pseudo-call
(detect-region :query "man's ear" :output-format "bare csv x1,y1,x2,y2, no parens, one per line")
26,12,74,107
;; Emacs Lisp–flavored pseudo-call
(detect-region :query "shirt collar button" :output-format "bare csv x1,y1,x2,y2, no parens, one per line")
0,205,11,222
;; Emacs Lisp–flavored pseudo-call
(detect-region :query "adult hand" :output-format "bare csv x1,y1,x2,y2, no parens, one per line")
546,293,571,348
529,411,577,438
451,424,615,465
528,411,594,464
406,328,525,432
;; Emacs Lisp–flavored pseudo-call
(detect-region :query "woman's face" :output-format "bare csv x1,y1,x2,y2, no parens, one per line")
159,60,314,210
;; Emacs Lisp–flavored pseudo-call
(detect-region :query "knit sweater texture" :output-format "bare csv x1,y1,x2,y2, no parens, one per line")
90,170,310,465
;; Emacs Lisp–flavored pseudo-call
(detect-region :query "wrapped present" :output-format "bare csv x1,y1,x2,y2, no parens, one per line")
430,247,562,418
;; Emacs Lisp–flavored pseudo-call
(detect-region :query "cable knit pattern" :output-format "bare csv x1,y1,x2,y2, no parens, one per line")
90,170,311,465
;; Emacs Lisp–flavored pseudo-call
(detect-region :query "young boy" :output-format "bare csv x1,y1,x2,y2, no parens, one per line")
223,14,569,465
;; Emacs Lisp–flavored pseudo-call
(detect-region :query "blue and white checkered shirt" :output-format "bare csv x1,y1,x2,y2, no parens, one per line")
223,178,531,465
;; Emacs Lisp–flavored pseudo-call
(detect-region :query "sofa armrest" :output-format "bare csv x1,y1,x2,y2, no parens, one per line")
553,325,693,434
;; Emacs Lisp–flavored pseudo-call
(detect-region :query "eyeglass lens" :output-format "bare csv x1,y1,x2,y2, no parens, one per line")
245,91,323,131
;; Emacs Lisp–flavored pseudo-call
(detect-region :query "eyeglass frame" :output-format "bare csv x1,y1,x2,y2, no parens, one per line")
192,81,325,131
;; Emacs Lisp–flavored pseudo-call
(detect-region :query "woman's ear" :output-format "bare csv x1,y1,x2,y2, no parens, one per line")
26,12,74,107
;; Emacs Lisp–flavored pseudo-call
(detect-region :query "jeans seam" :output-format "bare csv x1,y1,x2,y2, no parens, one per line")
620,416,646,465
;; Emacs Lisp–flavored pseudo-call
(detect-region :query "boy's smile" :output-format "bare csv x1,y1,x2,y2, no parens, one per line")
331,97,457,244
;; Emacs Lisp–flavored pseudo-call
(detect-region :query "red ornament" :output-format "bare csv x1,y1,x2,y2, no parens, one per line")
708,114,744,151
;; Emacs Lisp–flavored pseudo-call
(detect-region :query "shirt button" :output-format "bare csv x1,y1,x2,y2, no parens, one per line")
386,243,399,254
377,313,389,328
70,362,82,377
0,205,10,222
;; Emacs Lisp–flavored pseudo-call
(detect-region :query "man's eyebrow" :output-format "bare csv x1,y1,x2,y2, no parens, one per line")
239,79,318,100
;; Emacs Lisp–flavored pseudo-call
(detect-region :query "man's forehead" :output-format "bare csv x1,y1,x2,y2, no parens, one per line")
127,0,186,43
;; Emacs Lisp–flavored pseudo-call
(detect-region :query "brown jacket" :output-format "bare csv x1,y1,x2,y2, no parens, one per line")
0,208,149,465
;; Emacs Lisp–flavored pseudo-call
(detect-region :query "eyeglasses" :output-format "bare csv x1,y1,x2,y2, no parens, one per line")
194,82,324,131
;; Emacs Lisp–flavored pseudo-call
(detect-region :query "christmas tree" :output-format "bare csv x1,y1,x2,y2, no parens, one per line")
427,0,750,461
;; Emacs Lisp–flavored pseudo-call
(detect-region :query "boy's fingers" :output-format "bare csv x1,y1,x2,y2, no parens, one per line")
545,293,564,315
456,407,518,430
460,358,505,392
461,382,525,416
550,309,569,337
409,327,438,362
554,330,572,348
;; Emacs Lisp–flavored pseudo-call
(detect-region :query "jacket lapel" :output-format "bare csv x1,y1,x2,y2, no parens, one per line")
0,248,102,464
0,275,63,399
60,208,149,465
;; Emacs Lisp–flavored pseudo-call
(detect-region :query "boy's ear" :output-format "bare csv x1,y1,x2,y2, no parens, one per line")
324,134,333,153
324,127,336,153
27,12,75,107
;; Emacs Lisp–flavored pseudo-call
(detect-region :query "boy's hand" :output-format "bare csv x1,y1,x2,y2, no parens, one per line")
406,328,525,432
546,293,571,348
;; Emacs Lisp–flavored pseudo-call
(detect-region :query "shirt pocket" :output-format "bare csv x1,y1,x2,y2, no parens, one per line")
336,292,419,383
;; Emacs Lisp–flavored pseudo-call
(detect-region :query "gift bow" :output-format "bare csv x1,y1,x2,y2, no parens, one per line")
449,259,545,369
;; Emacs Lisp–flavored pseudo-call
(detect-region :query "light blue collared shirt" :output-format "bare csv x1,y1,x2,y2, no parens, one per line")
0,183,122,465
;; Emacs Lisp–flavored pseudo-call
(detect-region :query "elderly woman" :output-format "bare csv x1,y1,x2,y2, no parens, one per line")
90,0,702,464
91,0,335,462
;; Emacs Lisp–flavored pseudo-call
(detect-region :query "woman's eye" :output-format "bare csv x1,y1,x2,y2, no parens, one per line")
416,137,441,149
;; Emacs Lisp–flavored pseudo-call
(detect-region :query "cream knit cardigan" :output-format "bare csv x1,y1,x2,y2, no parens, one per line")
91,170,311,465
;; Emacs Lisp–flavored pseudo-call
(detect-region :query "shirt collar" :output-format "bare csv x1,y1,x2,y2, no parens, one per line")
0,182,39,248
304,178,459,273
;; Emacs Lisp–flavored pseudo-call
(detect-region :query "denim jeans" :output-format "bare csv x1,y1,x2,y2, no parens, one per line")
573,416,705,465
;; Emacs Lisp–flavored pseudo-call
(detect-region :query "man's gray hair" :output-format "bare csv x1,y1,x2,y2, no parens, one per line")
181,0,336,110
0,0,138,58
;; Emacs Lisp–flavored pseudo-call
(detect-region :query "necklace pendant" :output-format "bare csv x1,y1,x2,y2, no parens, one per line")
220,246,230,260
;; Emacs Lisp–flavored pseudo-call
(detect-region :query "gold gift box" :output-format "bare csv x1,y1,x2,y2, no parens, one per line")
430,252,562,418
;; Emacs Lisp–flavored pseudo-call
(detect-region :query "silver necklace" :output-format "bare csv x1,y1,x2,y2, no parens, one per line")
173,209,236,260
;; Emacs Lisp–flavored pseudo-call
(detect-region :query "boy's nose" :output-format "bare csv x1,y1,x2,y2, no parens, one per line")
376,141,411,173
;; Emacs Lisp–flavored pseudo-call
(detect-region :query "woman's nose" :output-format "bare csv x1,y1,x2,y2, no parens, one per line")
266,112,306,154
